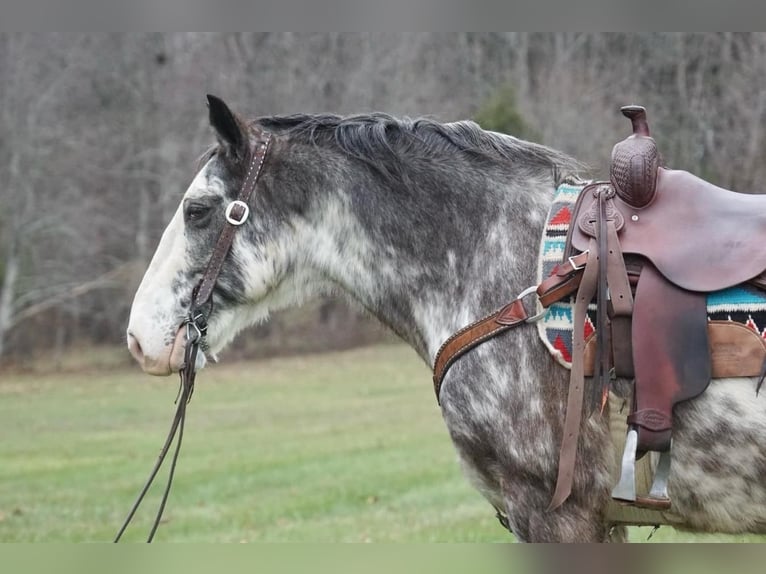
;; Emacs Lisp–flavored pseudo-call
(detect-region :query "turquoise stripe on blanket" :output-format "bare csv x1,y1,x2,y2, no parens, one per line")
707,285,766,311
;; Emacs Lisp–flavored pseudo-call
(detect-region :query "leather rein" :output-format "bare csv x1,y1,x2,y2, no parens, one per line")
114,130,272,542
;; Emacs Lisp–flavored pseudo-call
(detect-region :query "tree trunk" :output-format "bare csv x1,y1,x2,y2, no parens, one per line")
0,237,20,361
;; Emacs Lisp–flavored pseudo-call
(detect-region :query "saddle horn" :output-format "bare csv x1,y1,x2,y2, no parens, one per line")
621,105,651,137
610,105,659,208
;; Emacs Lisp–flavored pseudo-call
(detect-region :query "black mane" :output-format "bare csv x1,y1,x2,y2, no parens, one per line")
256,113,582,183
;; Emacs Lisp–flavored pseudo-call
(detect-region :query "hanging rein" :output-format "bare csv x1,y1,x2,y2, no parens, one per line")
114,130,272,542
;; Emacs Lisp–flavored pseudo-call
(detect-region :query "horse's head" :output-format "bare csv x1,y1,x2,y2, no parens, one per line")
127,96,313,375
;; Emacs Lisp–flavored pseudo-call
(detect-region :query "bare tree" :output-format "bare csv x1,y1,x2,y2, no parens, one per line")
5,33,766,363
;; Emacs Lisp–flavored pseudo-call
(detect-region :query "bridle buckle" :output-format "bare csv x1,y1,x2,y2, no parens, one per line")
225,200,250,226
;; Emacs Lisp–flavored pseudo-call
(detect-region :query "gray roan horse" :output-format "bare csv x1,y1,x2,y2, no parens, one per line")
127,95,766,542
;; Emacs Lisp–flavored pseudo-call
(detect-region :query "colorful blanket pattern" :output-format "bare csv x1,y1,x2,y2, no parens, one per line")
536,181,766,369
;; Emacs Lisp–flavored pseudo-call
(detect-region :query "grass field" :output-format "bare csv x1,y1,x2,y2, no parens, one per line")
0,344,759,542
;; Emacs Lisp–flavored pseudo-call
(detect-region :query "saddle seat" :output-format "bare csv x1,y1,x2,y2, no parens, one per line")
570,168,766,292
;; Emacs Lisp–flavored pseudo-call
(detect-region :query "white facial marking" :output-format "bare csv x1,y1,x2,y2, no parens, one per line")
127,159,220,375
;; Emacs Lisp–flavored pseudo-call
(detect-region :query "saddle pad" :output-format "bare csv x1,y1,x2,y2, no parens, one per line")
537,181,766,370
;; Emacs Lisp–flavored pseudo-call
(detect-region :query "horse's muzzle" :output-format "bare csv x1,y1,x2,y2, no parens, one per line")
127,326,190,376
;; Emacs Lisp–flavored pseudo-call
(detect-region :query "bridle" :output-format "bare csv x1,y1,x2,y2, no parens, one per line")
114,129,272,542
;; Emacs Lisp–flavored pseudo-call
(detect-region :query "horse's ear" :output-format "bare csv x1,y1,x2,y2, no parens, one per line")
206,94,247,161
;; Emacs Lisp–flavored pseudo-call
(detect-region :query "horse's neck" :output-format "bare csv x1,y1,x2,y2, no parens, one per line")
306,173,554,364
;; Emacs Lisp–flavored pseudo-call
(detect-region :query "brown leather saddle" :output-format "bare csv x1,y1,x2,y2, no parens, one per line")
432,105,766,513
566,106,766,509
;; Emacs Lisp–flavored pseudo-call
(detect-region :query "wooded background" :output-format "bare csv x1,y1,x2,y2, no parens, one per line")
2,33,765,367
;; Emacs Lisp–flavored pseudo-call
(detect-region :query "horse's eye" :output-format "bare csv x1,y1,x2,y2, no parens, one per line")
184,202,212,225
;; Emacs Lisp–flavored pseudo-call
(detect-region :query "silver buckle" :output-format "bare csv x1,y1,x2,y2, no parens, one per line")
515,285,548,323
225,200,250,226
568,250,589,271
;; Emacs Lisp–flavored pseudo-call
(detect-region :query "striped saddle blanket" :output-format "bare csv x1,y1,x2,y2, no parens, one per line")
537,181,766,370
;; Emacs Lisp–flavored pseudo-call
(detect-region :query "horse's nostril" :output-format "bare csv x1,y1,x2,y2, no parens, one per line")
127,332,145,364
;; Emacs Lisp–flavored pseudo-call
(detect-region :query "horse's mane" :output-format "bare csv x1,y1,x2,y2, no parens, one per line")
255,113,583,185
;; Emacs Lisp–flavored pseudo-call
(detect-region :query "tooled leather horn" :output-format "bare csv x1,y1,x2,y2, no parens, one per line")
610,105,659,208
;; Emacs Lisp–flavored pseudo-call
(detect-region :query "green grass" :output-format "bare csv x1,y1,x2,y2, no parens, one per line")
0,344,759,542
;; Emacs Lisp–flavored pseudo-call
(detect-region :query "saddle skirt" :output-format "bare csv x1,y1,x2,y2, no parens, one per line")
537,181,766,372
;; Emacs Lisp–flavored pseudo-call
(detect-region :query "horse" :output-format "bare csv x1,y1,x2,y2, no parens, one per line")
127,95,766,542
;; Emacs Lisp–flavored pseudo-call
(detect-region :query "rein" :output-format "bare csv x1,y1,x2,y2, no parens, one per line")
114,130,272,542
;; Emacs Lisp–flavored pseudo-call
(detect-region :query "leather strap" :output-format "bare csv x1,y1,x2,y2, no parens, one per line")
548,238,600,511
192,131,272,312
604,215,634,378
433,250,592,401
115,319,198,542
594,192,610,409
432,299,529,401
537,251,588,307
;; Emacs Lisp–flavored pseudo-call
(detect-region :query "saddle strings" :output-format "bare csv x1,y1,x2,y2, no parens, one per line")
593,188,612,415
113,323,198,543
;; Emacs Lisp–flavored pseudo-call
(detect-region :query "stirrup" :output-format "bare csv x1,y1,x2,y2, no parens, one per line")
611,428,638,502
644,449,672,507
612,430,673,510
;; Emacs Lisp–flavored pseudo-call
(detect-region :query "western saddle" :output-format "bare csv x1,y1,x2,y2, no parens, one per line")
433,105,766,512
